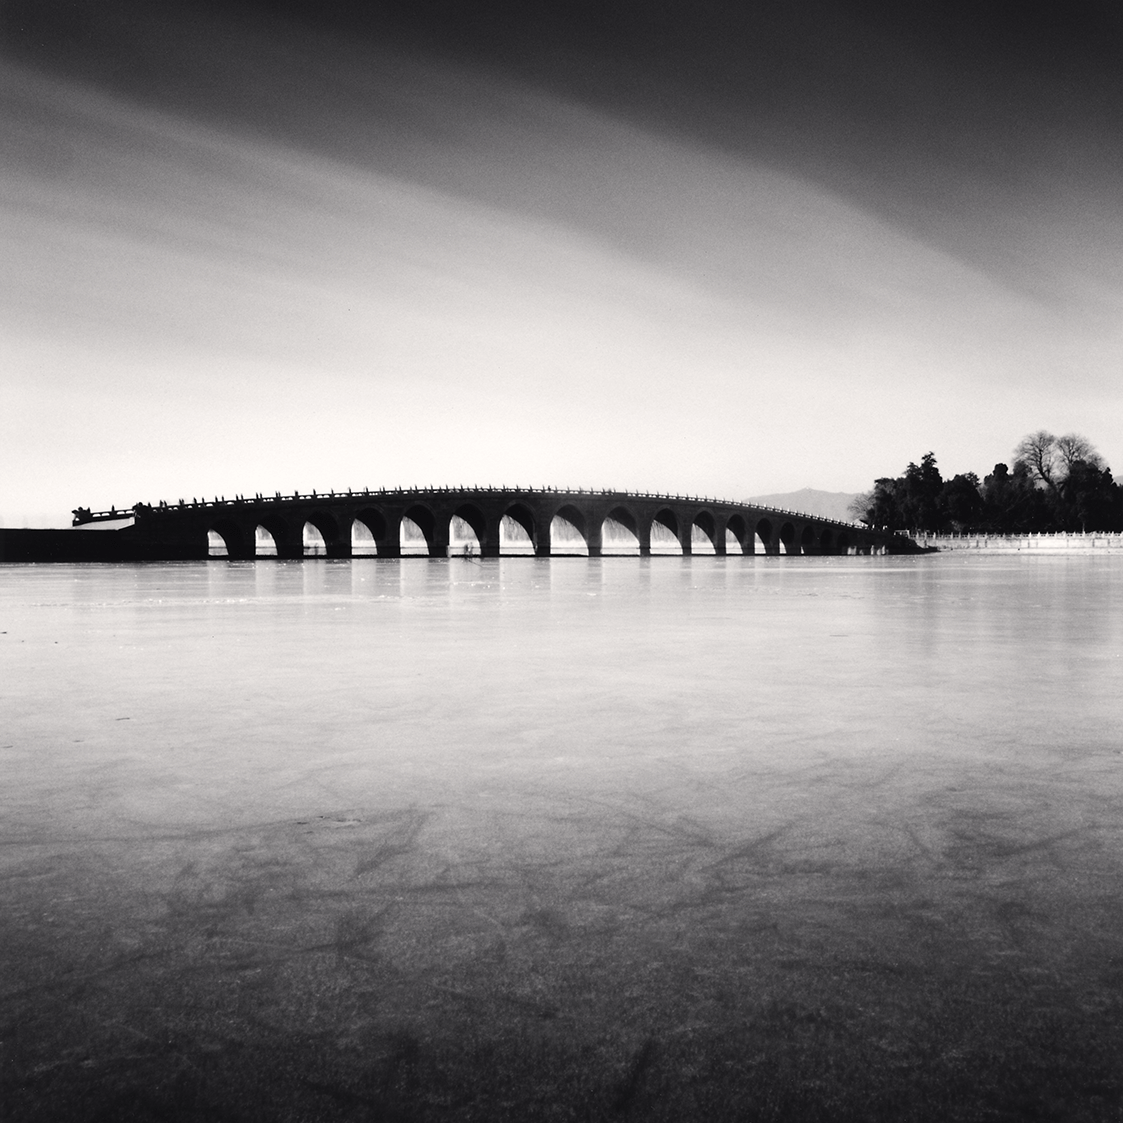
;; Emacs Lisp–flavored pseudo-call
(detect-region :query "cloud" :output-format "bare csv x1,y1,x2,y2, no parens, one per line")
2,8,1122,523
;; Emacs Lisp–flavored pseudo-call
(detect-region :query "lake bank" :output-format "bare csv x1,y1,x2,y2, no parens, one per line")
910,531,1123,552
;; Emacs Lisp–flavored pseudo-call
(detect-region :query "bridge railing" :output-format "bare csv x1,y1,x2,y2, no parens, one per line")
71,507,135,526
81,487,874,532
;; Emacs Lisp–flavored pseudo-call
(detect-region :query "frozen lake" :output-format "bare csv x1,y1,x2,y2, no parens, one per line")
3,555,1123,1120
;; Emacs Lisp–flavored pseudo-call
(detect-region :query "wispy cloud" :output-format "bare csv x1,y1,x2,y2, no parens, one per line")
2,5,1121,523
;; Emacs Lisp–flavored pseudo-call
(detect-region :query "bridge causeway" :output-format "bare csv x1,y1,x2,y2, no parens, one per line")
71,486,904,559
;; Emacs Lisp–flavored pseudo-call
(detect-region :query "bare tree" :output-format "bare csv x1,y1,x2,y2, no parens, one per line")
1014,431,1106,495
847,492,872,522
1054,433,1104,472
1013,430,1060,493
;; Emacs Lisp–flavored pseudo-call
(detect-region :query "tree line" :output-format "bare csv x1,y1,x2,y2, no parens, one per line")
850,431,1123,534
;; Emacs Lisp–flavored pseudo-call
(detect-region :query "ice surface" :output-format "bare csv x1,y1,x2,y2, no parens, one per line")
3,555,1122,1119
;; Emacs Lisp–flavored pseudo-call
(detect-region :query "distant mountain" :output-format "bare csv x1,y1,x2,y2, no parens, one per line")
746,488,860,523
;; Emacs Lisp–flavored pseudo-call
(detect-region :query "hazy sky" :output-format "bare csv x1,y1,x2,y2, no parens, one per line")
3,0,1122,525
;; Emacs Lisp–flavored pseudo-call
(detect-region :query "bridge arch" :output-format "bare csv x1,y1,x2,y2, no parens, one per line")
779,522,797,555
605,505,637,534
551,503,586,537
725,513,750,555
208,518,251,559
303,522,327,557
353,507,387,541
254,524,279,556
402,503,437,556
602,505,640,555
500,502,537,555
691,510,718,555
754,517,775,555
550,504,588,555
645,508,681,554
354,509,390,557
257,513,297,558
303,510,344,558
450,503,486,556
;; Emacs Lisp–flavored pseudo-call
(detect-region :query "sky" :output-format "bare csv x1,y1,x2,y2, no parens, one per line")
2,0,1122,525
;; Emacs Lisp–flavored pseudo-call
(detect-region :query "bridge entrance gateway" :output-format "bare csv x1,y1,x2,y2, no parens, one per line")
73,487,903,559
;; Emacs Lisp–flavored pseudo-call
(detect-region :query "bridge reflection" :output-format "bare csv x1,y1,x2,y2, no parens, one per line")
82,487,903,559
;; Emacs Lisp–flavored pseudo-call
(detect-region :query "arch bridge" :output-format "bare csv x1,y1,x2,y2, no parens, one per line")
78,487,907,559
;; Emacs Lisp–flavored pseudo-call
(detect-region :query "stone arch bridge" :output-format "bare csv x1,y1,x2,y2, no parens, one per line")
75,487,906,560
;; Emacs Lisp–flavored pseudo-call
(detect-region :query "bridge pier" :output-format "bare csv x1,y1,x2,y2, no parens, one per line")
534,520,552,558
231,534,257,561
428,520,449,559
321,515,351,558
376,516,401,559
276,533,303,559
481,514,503,559
637,522,651,557
210,520,251,560
266,518,303,559
326,536,352,559
586,521,603,558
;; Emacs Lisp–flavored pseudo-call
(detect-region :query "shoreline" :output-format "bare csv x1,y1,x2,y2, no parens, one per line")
910,531,1123,552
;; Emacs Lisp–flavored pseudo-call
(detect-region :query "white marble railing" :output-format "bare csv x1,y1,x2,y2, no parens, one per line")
909,532,1123,551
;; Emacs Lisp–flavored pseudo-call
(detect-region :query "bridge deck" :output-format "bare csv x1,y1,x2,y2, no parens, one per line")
62,487,905,561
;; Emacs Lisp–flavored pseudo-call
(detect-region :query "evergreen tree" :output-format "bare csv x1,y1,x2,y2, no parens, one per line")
854,435,1121,534
1061,462,1121,531
981,462,1049,532
899,453,944,530
942,472,982,531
